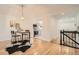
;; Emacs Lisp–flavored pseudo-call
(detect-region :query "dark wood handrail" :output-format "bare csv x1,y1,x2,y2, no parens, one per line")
61,31,79,34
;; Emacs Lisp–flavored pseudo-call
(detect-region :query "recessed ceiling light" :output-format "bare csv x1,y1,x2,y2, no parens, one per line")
61,12,64,15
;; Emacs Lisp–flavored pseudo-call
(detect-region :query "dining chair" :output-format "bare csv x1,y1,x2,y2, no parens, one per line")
20,30,31,45
11,31,21,44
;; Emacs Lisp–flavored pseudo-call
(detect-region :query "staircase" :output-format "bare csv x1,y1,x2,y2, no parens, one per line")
60,30,79,48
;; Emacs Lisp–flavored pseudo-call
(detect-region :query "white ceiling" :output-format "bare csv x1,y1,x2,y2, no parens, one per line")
0,4,79,18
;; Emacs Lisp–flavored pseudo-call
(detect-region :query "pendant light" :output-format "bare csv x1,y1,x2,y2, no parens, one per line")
21,4,24,20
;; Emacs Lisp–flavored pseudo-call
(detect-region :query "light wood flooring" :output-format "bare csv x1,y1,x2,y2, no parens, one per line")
0,39,79,55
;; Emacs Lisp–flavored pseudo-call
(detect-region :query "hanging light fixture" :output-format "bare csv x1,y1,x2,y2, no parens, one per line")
21,4,24,20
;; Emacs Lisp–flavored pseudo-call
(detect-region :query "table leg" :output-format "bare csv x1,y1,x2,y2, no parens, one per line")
22,33,23,41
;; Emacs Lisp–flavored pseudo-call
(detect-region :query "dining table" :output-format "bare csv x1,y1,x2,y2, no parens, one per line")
16,30,30,42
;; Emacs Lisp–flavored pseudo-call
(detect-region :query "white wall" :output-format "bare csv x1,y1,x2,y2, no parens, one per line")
0,5,52,41
1,5,79,42
57,16,77,40
0,15,10,40
47,17,57,41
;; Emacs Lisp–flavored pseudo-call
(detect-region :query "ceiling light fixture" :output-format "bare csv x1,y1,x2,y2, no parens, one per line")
21,4,24,20
61,12,64,15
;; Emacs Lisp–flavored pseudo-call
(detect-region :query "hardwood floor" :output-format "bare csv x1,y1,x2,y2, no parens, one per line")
0,39,79,55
